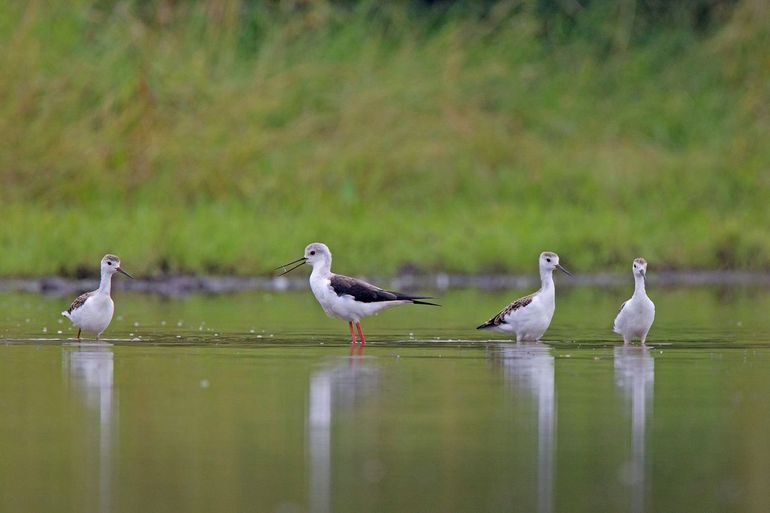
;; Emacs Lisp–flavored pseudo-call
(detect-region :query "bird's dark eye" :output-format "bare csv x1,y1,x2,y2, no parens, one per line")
546,258,551,263
310,251,316,256
107,262,113,266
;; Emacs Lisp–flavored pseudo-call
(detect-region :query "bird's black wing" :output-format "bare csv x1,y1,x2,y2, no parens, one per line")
330,275,439,306
66,291,93,314
477,293,535,329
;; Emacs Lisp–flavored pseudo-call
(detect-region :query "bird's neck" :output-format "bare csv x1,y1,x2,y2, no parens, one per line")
540,268,554,292
98,270,113,296
310,258,332,280
633,274,646,297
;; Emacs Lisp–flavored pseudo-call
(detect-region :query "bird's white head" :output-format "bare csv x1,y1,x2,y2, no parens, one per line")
304,242,332,268
100,254,133,278
539,251,572,276
275,242,332,276
633,257,648,280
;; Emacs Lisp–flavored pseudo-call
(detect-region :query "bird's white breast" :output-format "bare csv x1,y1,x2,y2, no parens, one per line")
614,295,655,336
502,289,555,340
309,276,338,318
70,294,115,334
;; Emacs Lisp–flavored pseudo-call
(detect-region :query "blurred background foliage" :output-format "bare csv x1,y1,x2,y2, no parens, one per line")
0,0,768,276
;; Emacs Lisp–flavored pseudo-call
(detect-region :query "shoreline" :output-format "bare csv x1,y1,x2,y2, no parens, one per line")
2,271,770,296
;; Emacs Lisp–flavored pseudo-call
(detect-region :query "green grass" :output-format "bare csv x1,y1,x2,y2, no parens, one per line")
1,1,769,277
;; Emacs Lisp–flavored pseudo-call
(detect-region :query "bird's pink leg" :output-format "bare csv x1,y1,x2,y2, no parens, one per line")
355,323,366,355
349,321,358,355
356,323,366,346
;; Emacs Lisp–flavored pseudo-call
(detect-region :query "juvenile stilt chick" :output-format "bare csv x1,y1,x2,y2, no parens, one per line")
477,252,572,342
62,254,133,340
613,258,655,344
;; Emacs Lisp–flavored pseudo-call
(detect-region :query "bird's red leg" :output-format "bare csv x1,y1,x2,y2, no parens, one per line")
355,322,366,355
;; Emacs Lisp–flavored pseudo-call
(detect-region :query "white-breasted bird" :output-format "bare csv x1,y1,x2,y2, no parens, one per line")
613,257,655,344
275,243,439,346
62,254,133,340
477,252,572,342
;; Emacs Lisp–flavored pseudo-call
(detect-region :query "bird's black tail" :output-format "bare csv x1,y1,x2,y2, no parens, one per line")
393,292,440,307
412,299,441,307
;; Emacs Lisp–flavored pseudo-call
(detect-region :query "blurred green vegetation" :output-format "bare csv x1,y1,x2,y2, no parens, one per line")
0,0,768,277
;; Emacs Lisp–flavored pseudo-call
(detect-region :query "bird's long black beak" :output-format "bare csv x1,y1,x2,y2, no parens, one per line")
556,264,573,277
274,257,307,276
117,267,134,279
640,269,646,283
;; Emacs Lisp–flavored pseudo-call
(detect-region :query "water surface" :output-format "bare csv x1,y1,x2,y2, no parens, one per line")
1,287,769,513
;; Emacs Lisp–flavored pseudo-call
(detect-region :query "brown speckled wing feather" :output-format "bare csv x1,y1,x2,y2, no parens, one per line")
66,292,93,314
477,293,535,329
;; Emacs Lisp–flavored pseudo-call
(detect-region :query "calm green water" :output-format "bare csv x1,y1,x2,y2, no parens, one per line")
1,287,770,513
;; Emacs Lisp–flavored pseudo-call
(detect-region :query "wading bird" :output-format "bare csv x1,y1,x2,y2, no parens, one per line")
62,254,133,340
613,258,655,344
276,243,439,349
477,252,572,342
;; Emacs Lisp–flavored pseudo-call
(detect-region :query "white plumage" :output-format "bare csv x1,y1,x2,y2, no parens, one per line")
310,278,410,322
62,254,133,339
63,293,115,336
477,252,572,342
613,258,655,344
276,242,438,346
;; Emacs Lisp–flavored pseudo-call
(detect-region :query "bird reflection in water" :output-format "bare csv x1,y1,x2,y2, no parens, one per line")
307,357,380,513
494,342,556,513
614,345,654,513
63,346,115,513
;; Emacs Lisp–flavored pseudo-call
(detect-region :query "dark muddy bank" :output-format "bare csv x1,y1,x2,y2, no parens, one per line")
3,271,770,296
